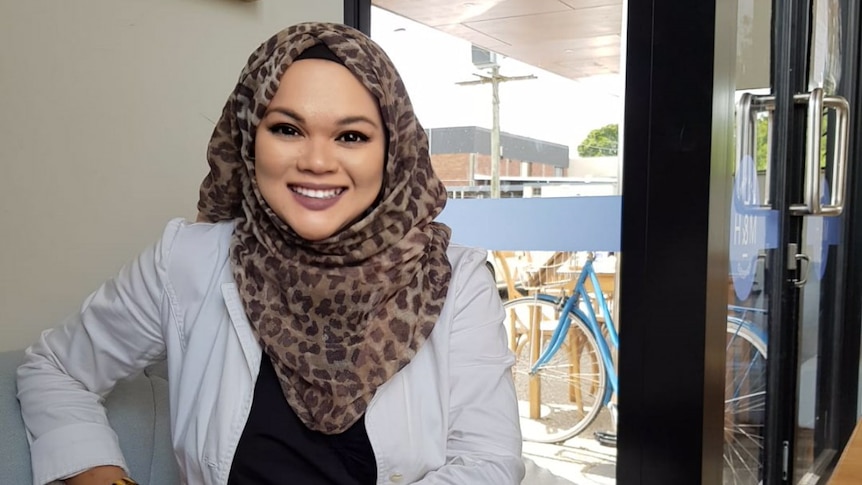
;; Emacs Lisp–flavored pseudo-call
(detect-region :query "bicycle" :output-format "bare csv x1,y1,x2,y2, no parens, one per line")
499,252,768,485
724,304,767,485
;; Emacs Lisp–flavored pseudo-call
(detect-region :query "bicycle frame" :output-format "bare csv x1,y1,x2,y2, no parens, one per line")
522,259,771,403
529,255,620,399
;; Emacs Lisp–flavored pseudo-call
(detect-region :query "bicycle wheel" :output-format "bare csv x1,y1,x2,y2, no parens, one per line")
724,319,768,485
502,297,607,443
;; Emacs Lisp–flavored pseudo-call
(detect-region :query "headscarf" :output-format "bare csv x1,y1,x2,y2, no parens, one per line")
197,22,452,434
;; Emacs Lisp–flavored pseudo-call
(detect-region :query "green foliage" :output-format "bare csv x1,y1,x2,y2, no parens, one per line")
753,115,828,172
755,117,768,171
577,124,618,157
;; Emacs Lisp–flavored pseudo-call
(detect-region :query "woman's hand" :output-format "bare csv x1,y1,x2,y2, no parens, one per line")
65,465,127,484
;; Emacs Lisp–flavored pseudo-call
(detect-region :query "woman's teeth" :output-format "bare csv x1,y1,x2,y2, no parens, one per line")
291,186,344,199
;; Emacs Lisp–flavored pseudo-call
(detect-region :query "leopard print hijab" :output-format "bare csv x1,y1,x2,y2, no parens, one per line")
197,22,452,434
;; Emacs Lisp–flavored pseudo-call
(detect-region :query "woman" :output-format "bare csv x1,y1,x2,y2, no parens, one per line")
17,22,524,485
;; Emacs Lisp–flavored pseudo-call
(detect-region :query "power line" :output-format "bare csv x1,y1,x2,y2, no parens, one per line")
456,67,537,198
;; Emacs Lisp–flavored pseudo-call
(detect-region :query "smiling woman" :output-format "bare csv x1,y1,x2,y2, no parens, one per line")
254,54,386,241
17,22,525,485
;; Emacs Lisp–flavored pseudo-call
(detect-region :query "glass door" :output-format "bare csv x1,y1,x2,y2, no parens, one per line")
729,0,859,483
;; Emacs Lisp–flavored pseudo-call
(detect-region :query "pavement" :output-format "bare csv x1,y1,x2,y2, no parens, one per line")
523,435,617,484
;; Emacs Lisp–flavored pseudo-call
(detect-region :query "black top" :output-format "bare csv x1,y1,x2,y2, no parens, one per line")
227,356,377,485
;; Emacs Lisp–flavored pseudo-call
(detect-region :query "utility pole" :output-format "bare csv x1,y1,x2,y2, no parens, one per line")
457,62,536,198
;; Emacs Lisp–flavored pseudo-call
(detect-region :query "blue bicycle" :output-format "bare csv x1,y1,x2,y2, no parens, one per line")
500,252,767,484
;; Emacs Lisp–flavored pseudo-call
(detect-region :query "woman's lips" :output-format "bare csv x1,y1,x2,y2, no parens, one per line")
289,185,346,211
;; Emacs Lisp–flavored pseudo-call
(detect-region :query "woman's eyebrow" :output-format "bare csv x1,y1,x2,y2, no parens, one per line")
264,107,379,130
336,115,380,129
264,107,304,122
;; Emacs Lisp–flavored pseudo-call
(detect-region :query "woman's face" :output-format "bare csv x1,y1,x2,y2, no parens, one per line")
254,58,386,241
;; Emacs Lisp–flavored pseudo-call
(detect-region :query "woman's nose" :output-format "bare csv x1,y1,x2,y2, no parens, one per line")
296,138,337,173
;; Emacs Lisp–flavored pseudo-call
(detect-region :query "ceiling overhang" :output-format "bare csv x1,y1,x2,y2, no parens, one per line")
372,0,623,81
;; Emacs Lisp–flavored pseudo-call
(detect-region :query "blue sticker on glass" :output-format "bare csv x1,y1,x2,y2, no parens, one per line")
729,154,767,301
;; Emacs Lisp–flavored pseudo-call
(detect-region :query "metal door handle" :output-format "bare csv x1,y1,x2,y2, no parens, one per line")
787,243,810,288
790,88,850,216
736,93,775,210
792,254,810,288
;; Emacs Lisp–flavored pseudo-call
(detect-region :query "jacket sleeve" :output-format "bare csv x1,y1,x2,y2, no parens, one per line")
16,219,183,485
414,248,526,484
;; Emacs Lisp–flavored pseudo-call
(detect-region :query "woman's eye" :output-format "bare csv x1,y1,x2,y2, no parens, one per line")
269,124,299,136
338,132,369,143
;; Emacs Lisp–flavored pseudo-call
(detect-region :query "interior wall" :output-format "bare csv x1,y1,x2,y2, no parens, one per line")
0,0,343,352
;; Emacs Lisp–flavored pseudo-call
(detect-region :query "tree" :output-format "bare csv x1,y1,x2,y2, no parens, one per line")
577,123,618,157
755,117,768,171
753,115,827,172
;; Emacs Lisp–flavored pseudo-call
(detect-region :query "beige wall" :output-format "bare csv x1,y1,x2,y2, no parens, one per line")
0,0,343,352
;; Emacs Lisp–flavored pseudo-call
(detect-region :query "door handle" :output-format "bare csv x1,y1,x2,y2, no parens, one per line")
790,88,850,216
787,243,810,288
736,92,775,210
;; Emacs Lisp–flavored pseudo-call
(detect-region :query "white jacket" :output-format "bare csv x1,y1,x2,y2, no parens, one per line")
17,219,525,485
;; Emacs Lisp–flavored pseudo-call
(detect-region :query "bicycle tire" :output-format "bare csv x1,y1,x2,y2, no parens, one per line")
502,297,608,443
724,318,767,485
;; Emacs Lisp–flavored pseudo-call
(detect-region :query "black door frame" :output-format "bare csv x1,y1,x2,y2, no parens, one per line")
763,0,862,482
344,0,371,35
816,0,862,481
831,0,862,459
761,0,810,482
617,0,735,483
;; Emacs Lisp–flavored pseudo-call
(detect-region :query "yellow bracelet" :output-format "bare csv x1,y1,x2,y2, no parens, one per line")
111,478,139,485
